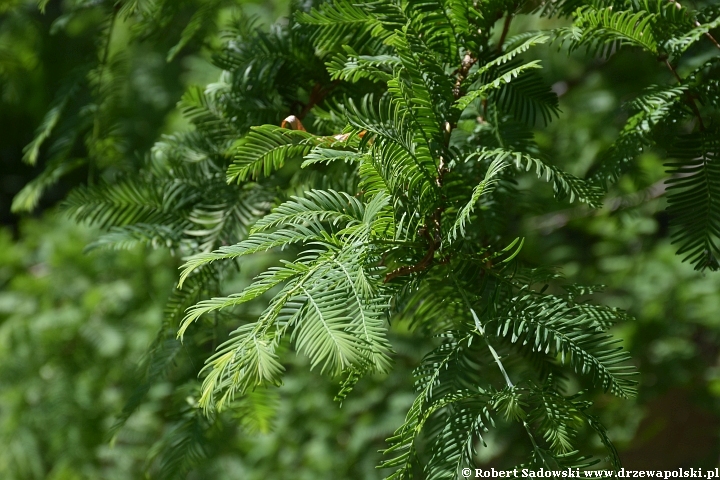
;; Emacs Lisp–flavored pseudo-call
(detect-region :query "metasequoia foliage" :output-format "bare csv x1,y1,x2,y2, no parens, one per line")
17,0,720,477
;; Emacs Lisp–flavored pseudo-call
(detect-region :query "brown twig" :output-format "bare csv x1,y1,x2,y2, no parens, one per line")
383,205,446,282
383,243,437,282
298,81,339,120
704,31,720,51
664,58,684,84
497,14,513,53
383,219,444,282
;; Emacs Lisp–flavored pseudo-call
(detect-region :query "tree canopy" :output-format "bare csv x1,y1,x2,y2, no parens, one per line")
1,0,720,478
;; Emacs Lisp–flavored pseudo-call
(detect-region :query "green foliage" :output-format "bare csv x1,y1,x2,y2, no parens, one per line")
0,214,428,479
0,215,175,479
665,132,720,270
9,0,720,477
559,0,720,269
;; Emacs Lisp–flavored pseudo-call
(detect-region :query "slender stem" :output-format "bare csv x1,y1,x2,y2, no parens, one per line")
704,31,720,51
664,59,705,131
666,0,719,138
93,11,116,139
471,307,515,388
298,81,339,120
90,8,118,185
528,176,672,233
452,273,515,388
492,107,505,148
370,239,424,247
523,421,540,450
497,14,513,53
664,58,683,83
383,242,437,282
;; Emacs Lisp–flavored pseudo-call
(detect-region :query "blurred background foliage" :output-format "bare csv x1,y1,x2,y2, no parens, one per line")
1,0,720,478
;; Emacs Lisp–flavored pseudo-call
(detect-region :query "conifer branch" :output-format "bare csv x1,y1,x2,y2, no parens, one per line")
30,0,720,472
